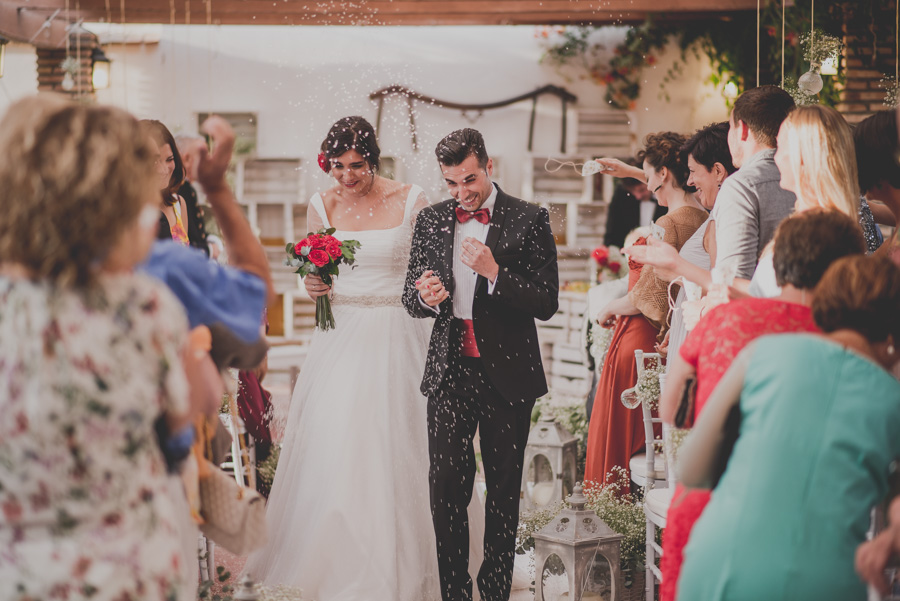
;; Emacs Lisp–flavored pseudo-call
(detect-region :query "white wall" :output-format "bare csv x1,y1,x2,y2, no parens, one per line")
0,25,728,203
87,24,727,203
0,42,38,113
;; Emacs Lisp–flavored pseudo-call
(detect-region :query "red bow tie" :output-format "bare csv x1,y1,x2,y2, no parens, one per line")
455,207,491,225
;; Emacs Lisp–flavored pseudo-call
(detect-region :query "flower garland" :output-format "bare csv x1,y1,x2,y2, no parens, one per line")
538,3,858,110
516,467,649,573
257,444,281,488
635,355,664,411
584,467,656,572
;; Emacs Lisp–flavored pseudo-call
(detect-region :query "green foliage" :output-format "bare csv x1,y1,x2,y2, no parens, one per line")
516,467,655,572
197,564,234,601
583,468,654,570
538,1,876,109
257,444,281,488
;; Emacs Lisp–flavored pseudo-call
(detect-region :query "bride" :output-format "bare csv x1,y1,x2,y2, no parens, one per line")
244,116,483,600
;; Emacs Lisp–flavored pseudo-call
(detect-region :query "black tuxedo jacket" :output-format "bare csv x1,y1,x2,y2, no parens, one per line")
403,186,559,405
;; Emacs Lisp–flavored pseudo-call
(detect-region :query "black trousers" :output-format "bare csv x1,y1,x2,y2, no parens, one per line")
427,357,534,601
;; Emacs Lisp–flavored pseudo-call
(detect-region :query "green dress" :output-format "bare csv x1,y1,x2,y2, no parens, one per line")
677,334,900,601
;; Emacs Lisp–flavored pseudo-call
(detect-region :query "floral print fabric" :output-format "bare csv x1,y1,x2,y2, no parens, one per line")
0,273,189,600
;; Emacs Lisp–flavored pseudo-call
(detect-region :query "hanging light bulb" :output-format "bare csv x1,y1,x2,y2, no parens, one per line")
61,71,75,91
724,81,739,99
798,60,824,95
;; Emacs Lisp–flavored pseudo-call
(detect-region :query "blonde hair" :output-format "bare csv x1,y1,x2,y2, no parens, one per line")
0,94,157,289
780,105,859,217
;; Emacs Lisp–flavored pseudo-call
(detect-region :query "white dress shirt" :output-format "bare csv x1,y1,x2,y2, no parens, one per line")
451,184,498,319
420,184,499,317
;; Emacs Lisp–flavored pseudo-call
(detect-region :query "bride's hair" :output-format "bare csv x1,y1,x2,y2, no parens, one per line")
320,116,381,171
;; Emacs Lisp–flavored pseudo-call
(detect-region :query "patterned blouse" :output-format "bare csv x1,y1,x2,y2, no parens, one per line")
0,273,190,600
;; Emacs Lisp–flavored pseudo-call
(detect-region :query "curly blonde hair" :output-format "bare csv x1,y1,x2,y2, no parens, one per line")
0,95,157,288
779,105,859,217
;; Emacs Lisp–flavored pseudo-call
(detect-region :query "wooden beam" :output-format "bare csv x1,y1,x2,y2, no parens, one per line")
3,0,759,29
0,1,71,47
29,0,757,26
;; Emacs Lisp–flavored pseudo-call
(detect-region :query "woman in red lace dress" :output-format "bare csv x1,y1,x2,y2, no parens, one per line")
584,133,707,487
657,209,867,601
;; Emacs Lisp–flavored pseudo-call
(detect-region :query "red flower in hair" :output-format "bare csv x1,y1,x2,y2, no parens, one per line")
318,152,330,173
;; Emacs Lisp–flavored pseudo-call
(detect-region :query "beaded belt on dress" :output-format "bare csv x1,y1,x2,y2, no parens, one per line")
330,293,403,308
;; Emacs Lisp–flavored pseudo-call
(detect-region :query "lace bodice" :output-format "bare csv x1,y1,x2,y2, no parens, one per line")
308,186,422,302
679,297,818,415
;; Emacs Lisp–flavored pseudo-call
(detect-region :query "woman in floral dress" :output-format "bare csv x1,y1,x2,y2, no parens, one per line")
0,96,194,600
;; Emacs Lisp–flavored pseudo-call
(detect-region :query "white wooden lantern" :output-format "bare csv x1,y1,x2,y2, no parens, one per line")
533,483,625,601
521,421,578,511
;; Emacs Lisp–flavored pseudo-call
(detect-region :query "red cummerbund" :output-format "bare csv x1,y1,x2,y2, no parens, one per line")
457,319,480,358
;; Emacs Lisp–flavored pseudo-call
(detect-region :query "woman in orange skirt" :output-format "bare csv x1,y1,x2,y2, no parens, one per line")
584,132,707,486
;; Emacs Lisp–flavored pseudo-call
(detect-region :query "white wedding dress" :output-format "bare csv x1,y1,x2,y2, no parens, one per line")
244,185,484,601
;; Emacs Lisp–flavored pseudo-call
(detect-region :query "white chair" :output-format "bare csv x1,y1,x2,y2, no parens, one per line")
643,373,676,601
198,533,215,583
219,407,257,490
626,350,667,490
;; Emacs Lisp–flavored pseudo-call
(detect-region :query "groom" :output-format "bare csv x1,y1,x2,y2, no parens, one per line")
403,128,559,601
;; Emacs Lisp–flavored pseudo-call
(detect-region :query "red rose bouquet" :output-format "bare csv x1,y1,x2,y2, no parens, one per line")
285,228,361,331
591,244,626,283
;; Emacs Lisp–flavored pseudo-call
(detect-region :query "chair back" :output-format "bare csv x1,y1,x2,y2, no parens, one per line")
636,350,665,483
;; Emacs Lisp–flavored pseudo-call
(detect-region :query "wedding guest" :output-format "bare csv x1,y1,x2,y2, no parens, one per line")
676,254,900,601
857,495,900,596
175,132,211,255
609,122,736,295
0,95,198,599
855,110,900,252
584,132,708,486
602,158,666,248
715,85,796,282
748,105,871,297
141,116,273,599
661,122,736,358
657,208,867,601
142,119,191,245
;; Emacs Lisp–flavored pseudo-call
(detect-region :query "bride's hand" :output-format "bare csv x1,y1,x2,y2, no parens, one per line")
305,274,331,299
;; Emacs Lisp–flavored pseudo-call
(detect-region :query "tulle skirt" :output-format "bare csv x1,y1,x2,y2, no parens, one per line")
244,303,483,600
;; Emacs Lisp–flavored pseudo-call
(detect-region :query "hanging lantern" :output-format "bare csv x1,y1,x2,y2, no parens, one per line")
91,46,111,90
521,421,578,511
533,483,625,601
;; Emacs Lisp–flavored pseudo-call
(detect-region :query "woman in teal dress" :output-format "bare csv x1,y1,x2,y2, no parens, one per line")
677,254,900,601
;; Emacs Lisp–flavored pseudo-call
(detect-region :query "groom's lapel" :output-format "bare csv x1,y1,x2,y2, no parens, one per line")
477,187,509,295
484,187,508,254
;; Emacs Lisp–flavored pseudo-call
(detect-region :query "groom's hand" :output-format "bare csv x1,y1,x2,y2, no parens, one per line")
461,237,499,283
416,270,449,307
